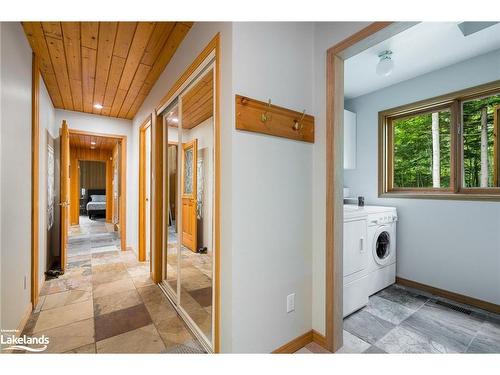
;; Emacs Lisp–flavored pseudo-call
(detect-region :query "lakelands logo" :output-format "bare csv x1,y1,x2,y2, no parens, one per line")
1,329,49,352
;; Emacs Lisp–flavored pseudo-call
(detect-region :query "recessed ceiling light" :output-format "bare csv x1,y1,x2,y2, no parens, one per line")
90,141,96,145
171,117,179,123
94,103,103,109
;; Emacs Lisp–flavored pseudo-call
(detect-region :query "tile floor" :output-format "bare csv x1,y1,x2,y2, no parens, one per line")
165,226,213,341
21,217,205,353
297,284,500,354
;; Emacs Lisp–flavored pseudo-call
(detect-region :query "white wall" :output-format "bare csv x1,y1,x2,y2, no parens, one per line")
38,75,56,292
345,49,500,305
54,109,134,248
182,117,214,251
131,22,234,351
0,22,33,332
311,22,372,335
230,22,315,352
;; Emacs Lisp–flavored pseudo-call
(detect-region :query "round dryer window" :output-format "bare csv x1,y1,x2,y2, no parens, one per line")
372,227,394,266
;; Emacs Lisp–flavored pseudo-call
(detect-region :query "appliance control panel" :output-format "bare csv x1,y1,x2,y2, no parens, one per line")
369,212,398,225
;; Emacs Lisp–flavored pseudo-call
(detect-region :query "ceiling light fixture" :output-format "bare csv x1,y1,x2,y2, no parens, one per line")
376,50,394,77
171,117,179,123
90,141,96,145
94,103,103,109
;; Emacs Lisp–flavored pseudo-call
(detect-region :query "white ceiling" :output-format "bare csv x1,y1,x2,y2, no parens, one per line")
344,22,500,99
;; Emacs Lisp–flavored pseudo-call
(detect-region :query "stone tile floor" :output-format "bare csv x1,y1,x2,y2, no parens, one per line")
20,217,205,353
297,284,500,354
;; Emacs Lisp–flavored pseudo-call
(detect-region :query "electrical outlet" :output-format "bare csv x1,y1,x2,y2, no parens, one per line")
287,293,295,313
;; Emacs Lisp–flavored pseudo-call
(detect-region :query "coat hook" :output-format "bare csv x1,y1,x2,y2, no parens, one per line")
293,110,306,131
261,99,272,123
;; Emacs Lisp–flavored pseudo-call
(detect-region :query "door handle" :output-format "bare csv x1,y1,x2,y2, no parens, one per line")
59,202,69,208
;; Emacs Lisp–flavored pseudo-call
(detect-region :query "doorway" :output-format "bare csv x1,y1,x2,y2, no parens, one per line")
57,126,127,273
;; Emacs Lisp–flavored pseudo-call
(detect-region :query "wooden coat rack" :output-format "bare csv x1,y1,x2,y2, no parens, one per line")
235,95,314,143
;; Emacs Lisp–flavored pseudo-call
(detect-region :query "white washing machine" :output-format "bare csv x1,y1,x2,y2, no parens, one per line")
364,206,398,296
342,205,397,317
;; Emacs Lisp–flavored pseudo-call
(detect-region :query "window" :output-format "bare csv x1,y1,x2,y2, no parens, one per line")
379,80,500,200
462,93,500,188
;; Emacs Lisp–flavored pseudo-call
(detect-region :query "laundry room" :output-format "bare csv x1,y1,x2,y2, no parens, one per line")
340,22,500,353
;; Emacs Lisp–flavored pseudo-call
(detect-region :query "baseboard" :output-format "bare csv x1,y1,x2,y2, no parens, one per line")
312,330,328,348
396,277,500,315
272,330,329,353
272,331,313,353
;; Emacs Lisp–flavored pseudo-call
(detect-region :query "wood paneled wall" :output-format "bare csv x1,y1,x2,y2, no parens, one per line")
70,146,112,225
79,160,106,190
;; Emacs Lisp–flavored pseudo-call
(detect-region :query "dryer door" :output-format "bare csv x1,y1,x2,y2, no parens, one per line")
372,225,395,266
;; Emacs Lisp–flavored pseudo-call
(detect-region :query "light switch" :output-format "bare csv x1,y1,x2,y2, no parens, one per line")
287,293,295,313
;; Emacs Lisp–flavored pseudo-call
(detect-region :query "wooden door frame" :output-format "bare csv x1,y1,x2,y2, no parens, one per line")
65,128,127,252
152,34,220,352
139,116,152,262
325,22,394,352
31,53,40,307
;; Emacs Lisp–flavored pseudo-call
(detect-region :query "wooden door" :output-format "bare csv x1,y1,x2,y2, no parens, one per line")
59,120,70,272
181,139,197,252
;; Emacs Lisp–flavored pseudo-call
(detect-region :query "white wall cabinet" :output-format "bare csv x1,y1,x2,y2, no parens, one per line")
344,109,357,170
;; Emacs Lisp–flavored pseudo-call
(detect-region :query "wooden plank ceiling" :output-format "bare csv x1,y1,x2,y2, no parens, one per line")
69,133,118,151
182,68,214,129
166,68,214,129
22,22,193,120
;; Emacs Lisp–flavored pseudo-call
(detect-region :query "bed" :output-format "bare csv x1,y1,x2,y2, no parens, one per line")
86,189,106,219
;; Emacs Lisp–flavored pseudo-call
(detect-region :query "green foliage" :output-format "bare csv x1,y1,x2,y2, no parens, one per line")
393,111,451,188
392,93,500,189
462,94,500,187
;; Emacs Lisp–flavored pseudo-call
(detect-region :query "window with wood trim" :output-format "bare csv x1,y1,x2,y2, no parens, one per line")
379,80,500,200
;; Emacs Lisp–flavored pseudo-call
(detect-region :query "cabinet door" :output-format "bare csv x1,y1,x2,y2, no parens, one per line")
343,219,367,277
344,109,357,170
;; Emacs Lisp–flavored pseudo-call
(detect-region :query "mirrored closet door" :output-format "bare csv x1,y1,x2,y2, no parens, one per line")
160,62,215,351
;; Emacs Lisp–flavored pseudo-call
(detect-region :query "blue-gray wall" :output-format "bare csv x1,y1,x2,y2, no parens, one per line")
345,49,500,304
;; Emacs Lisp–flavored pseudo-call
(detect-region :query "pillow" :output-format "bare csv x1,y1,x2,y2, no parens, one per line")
90,194,106,202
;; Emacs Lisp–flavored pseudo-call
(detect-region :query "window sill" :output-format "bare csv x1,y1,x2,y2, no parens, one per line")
379,191,500,202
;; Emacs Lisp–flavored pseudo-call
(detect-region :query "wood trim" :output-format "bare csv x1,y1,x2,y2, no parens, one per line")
151,111,164,284
156,34,218,113
494,105,500,187
325,22,393,353
378,80,500,199
396,277,500,314
329,22,393,55
235,95,315,143
31,53,40,306
312,330,328,349
271,330,329,353
272,331,314,354
120,138,127,251
139,116,151,262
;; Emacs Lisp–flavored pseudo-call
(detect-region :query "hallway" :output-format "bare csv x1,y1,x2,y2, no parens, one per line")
21,218,205,353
